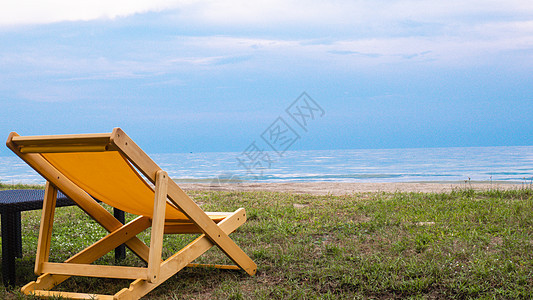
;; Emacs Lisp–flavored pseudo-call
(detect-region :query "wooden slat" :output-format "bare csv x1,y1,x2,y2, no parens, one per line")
34,182,57,275
42,263,147,280
29,290,114,300
147,170,168,283
20,145,107,153
164,223,202,234
11,132,111,146
187,263,241,270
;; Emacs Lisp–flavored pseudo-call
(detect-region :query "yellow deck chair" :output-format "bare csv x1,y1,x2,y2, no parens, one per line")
6,128,256,299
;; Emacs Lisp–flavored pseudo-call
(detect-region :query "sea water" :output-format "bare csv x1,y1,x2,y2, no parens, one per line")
1,146,532,185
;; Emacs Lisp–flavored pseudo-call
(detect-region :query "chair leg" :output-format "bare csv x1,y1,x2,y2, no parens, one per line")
35,182,57,275
147,170,168,283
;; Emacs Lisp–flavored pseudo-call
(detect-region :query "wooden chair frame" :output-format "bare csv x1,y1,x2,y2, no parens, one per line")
6,128,256,299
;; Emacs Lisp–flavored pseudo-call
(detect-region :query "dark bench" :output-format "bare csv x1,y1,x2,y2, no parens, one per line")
0,189,125,286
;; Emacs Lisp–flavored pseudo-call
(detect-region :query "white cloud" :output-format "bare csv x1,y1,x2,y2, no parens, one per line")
0,0,352,27
2,0,532,28
168,0,533,32
0,0,188,26
166,34,533,69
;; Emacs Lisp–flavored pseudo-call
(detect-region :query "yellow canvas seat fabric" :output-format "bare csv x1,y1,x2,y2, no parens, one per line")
42,151,188,220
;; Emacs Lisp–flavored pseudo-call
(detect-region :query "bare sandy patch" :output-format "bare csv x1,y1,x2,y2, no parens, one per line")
179,182,522,195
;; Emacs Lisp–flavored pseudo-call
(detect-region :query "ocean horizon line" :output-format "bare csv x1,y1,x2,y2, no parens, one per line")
1,146,532,185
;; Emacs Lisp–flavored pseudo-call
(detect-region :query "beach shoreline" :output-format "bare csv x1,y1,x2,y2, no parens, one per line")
179,181,526,195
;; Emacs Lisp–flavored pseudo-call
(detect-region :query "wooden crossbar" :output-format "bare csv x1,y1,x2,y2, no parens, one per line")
20,145,108,153
11,133,111,146
41,263,147,280
187,263,241,270
29,290,113,300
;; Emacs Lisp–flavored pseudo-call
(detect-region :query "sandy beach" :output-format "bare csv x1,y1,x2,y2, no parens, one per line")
179,181,525,195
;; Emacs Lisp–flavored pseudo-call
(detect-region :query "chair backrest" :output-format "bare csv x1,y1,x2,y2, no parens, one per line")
8,130,187,220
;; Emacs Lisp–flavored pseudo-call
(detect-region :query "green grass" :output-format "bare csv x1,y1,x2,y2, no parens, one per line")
0,183,45,190
1,186,532,299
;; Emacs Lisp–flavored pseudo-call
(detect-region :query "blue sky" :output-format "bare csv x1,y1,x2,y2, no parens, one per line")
1,0,532,156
